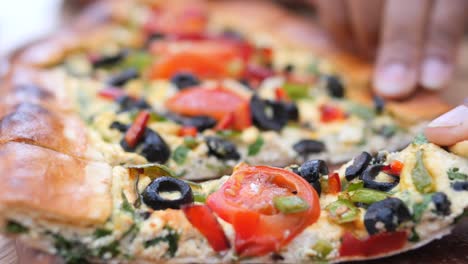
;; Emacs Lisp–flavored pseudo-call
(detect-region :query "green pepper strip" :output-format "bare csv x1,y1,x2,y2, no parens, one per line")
349,188,389,204
411,149,433,193
273,196,310,214
326,199,359,224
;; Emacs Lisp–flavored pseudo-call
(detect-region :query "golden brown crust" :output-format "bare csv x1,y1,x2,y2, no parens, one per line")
0,142,112,226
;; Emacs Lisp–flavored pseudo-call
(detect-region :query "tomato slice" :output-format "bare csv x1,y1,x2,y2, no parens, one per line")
182,204,231,252
328,173,341,194
207,164,320,257
339,231,407,258
166,87,252,130
150,40,245,79
125,110,150,148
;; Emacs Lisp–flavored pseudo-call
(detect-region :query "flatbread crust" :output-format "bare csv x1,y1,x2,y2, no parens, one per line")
0,142,112,226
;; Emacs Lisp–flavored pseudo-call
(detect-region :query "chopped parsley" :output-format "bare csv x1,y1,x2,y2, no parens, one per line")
144,226,180,257
93,228,112,238
121,192,135,216
283,82,309,100
172,145,190,165
247,136,264,156
53,234,90,264
412,194,433,222
447,167,468,181
6,221,28,234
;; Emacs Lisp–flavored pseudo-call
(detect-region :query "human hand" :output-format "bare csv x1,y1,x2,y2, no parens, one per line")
315,0,468,99
425,101,468,146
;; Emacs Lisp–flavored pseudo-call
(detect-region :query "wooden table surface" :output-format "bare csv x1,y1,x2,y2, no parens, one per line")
0,1,467,263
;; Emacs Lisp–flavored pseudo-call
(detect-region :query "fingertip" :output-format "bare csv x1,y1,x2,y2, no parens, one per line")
424,105,468,146
420,57,453,90
373,63,417,99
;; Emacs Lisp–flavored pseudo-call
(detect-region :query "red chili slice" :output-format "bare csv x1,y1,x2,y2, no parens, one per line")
178,126,198,137
275,87,290,101
215,112,235,131
320,104,347,123
339,231,407,257
328,173,341,194
182,204,231,252
125,110,150,148
382,160,404,176
98,87,126,100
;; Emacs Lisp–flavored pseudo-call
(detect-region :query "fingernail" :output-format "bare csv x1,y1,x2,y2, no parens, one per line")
374,63,415,98
428,105,468,128
420,58,452,90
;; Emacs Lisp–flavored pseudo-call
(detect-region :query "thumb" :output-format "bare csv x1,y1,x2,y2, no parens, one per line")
424,103,468,146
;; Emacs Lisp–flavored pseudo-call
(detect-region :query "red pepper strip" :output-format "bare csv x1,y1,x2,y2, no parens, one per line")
182,204,231,252
339,231,407,257
244,64,274,82
179,126,198,137
320,104,347,123
125,110,150,148
382,160,404,176
328,173,341,194
215,112,235,131
275,87,290,101
98,87,126,100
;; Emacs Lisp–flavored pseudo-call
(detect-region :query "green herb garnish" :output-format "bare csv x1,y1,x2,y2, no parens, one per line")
53,234,90,264
411,149,433,193
346,102,375,120
349,188,389,204
447,167,468,181
247,136,264,156
93,228,112,238
312,239,333,259
144,226,180,257
413,133,428,145
283,82,309,100
273,196,310,214
6,221,28,234
183,136,198,148
412,194,433,222
326,199,359,224
172,146,190,165
121,192,135,216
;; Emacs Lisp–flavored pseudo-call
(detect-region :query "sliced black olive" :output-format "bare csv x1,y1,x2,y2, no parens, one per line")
373,95,385,114
166,113,216,132
170,72,200,90
345,152,372,181
451,181,468,191
146,32,166,45
116,95,151,113
364,198,411,235
142,177,194,210
239,79,254,90
138,211,152,220
285,102,299,121
271,253,285,262
298,160,328,183
92,50,128,68
121,128,171,164
205,136,240,161
293,139,326,156
107,68,139,87
110,121,129,132
431,192,451,216
325,75,345,98
362,164,400,191
250,95,289,131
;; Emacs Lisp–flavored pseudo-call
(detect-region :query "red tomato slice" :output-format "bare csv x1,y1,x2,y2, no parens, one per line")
182,204,231,252
339,231,407,258
143,6,208,37
328,173,341,194
150,40,245,79
215,112,235,131
166,87,252,130
125,110,150,148
207,164,320,257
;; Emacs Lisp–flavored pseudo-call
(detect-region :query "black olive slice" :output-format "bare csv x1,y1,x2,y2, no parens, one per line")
166,113,217,132
170,72,201,90
293,139,326,156
142,177,194,210
373,95,385,114
298,160,329,183
345,152,372,181
205,136,240,161
250,95,289,131
285,102,299,121
116,95,151,113
92,50,128,68
451,181,468,191
364,198,411,235
362,164,400,191
431,192,451,216
325,75,345,98
107,68,139,87
283,64,294,74
110,121,129,132
121,128,171,164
